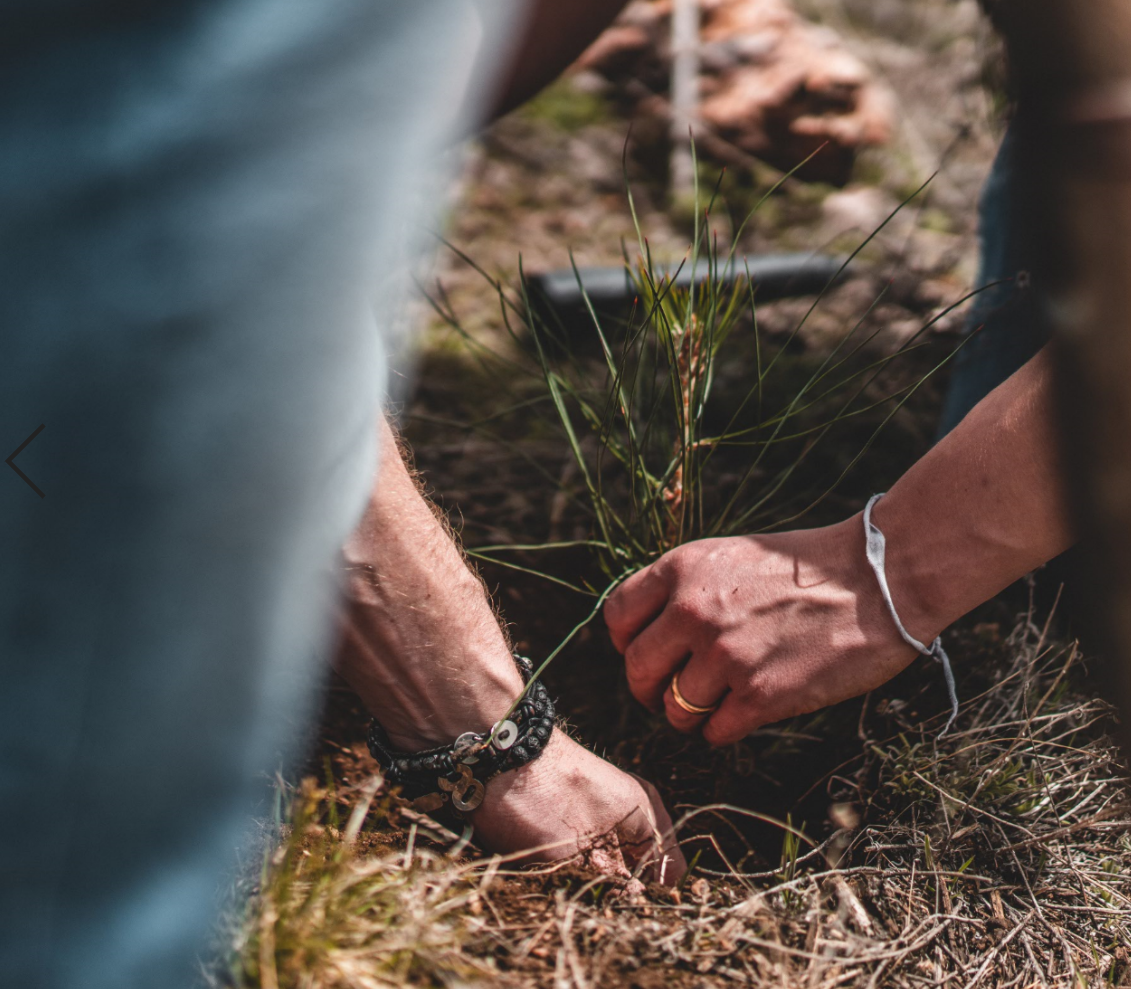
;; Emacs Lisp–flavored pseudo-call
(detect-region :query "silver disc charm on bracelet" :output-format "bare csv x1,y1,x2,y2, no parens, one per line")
490,719,518,750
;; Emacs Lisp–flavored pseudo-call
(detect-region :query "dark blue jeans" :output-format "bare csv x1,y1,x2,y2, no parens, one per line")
939,128,1046,436
0,3,514,987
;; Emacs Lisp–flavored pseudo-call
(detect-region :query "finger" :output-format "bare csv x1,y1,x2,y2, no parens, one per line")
662,652,730,734
701,689,761,748
604,562,670,653
627,773,687,886
623,606,692,712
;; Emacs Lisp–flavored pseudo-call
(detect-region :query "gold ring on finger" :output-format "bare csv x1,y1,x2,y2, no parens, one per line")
670,670,719,715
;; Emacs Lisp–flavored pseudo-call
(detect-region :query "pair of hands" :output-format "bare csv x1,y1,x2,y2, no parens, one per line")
456,521,920,883
358,340,1064,879
342,425,918,884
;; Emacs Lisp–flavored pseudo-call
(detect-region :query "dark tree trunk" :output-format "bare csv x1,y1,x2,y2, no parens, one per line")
999,1,1131,756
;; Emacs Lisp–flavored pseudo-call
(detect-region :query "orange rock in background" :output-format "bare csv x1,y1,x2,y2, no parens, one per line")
576,0,894,184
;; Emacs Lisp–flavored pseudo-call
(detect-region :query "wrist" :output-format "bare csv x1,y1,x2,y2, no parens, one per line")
470,726,568,824
368,654,556,821
854,496,953,644
802,513,943,656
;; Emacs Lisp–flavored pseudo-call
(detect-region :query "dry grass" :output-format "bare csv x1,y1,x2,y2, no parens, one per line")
219,604,1130,989
219,781,500,989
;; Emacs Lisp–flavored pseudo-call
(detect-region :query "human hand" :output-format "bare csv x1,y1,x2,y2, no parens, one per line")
338,585,683,882
603,519,923,746
472,729,686,885
336,418,684,883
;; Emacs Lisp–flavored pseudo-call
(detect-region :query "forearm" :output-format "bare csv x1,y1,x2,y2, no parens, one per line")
873,346,1073,641
606,349,1074,738
336,422,683,879
335,417,522,749
487,0,631,120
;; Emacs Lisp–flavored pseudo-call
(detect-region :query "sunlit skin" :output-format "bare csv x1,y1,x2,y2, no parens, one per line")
335,418,686,882
328,0,689,881
605,347,1074,742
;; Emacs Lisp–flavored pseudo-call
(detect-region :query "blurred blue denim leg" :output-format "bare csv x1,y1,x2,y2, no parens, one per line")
0,3,516,988
938,128,1047,437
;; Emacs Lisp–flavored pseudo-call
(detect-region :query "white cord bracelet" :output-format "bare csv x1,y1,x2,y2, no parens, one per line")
863,493,959,737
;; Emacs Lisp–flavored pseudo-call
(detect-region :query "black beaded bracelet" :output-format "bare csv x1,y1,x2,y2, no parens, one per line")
367,655,556,817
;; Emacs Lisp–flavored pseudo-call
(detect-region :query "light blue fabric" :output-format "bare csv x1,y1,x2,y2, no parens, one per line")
0,2,517,987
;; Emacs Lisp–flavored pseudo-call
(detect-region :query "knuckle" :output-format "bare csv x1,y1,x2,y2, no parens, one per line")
702,720,739,747
623,639,648,676
627,683,650,708
647,557,672,589
658,545,694,582
668,592,706,625
606,626,629,655
712,636,748,675
623,664,648,700
624,654,661,701
603,591,626,625
734,673,767,709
